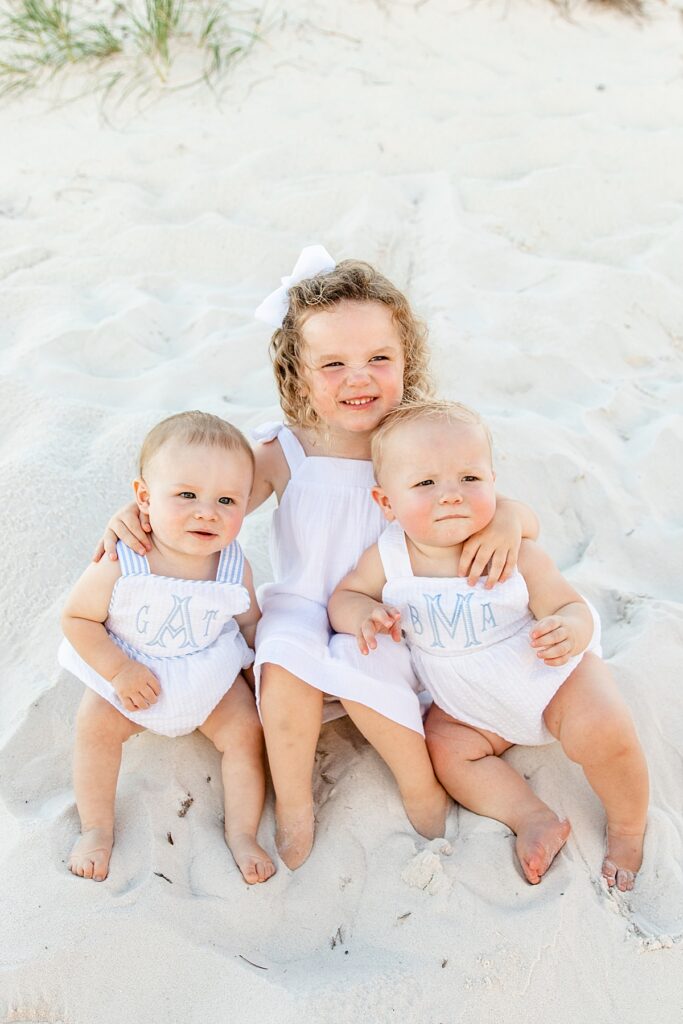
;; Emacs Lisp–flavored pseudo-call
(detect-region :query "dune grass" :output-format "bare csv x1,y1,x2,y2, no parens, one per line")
0,0,265,96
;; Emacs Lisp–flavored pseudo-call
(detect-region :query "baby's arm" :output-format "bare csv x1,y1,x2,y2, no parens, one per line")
459,494,540,589
62,559,160,711
234,559,261,651
517,540,594,667
328,545,401,656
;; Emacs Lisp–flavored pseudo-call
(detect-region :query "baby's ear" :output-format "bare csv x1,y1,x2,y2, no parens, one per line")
133,477,151,512
371,486,395,522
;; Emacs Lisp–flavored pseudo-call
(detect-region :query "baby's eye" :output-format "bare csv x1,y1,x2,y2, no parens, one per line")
415,479,435,487
462,475,480,483
218,497,235,505
179,491,196,499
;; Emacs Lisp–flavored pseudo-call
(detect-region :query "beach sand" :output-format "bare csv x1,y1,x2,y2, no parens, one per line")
1,0,682,1020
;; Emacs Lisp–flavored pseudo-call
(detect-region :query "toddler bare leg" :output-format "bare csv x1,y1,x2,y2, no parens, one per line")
259,664,323,869
341,700,449,839
544,653,649,892
70,689,142,881
425,705,570,884
200,676,275,884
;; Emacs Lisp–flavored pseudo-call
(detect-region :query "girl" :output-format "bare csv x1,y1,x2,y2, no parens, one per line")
329,400,649,891
61,412,275,885
97,247,538,869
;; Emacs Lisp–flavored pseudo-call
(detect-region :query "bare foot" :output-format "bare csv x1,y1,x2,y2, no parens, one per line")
602,826,644,892
404,785,450,840
68,827,114,881
226,832,276,885
515,811,571,885
274,802,315,870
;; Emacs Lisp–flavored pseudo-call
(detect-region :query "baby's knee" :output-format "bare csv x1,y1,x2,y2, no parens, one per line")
76,692,132,743
426,715,490,768
562,701,638,765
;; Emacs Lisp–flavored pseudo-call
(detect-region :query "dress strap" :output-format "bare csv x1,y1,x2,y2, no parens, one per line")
252,421,306,474
377,523,413,582
216,540,245,584
116,541,150,576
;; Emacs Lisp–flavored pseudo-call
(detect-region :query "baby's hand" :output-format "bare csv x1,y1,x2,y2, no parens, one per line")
458,507,522,589
530,616,576,667
357,606,402,656
112,662,161,712
92,503,152,562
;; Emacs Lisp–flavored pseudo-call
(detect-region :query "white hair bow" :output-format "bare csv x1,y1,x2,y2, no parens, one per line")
254,244,336,328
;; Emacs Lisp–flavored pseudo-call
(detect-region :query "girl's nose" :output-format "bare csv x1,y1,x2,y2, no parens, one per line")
345,364,371,384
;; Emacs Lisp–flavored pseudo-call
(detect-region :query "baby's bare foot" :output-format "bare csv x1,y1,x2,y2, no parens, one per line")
227,833,276,884
515,811,571,885
404,785,450,840
68,827,113,881
602,826,644,892
275,803,314,870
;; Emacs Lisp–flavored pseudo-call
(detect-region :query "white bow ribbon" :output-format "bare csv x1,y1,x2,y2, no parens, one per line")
254,244,336,328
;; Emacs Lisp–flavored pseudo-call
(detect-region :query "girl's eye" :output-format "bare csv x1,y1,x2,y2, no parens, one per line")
369,354,389,362
415,479,435,487
218,497,234,505
179,491,196,499
322,361,344,369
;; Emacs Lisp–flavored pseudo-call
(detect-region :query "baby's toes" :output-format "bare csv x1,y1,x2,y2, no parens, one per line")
616,868,636,893
602,858,617,888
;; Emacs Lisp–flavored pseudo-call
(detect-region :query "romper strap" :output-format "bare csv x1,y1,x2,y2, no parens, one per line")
216,540,245,584
116,540,150,576
377,522,414,581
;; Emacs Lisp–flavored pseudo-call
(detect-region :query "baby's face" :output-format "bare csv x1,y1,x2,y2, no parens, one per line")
373,418,496,549
301,300,405,436
136,441,253,556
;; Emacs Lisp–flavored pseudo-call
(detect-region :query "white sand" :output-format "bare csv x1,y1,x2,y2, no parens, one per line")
1,0,682,1019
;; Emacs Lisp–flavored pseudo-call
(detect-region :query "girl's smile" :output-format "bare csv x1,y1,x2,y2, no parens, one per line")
301,299,405,439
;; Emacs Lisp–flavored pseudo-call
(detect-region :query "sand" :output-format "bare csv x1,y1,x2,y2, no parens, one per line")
1,0,682,1020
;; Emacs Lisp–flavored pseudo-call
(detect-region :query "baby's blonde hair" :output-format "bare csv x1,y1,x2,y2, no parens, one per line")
139,411,254,477
371,399,492,482
269,259,433,429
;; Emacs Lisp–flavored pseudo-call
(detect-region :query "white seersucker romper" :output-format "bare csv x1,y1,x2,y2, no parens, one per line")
59,540,254,737
378,522,602,746
252,423,427,735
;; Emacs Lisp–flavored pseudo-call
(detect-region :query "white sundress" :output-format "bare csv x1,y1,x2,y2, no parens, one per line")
378,522,602,746
59,540,254,737
252,423,427,735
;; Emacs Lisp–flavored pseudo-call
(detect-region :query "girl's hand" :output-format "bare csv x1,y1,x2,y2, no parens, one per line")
357,606,402,656
530,616,575,667
458,504,523,589
92,503,151,562
112,662,161,712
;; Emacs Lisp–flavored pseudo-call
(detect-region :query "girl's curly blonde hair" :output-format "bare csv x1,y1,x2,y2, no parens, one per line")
269,259,433,430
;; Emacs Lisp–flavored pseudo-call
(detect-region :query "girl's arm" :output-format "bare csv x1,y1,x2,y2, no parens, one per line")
92,502,151,562
234,559,261,651
517,540,594,667
62,559,160,711
328,545,401,656
458,494,540,589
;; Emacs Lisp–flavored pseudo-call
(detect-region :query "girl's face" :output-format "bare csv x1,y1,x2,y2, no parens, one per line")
134,442,253,558
300,300,405,437
373,419,497,551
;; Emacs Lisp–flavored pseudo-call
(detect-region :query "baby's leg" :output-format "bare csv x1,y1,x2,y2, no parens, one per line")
543,653,649,892
259,664,323,869
70,689,143,881
341,700,449,840
425,705,570,884
199,676,275,885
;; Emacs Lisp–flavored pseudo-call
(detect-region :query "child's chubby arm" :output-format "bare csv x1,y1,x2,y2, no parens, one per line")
61,559,161,712
234,558,261,651
328,544,401,656
459,495,540,590
517,539,594,667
